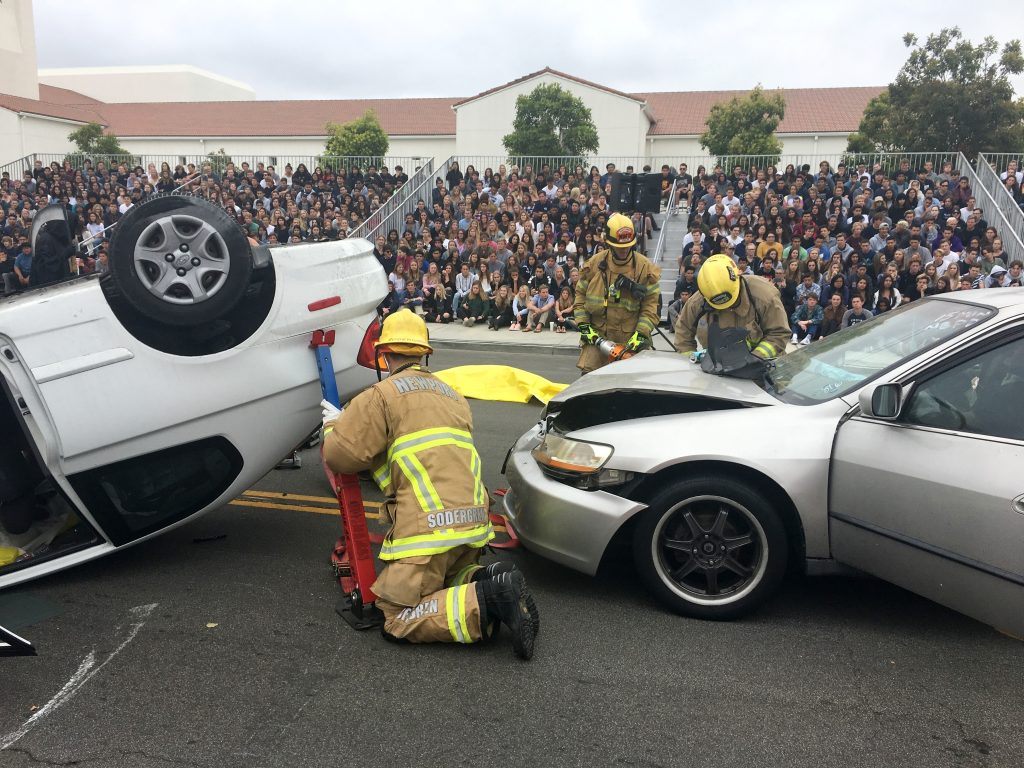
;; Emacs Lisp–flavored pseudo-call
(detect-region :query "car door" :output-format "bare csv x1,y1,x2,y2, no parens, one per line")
829,327,1024,636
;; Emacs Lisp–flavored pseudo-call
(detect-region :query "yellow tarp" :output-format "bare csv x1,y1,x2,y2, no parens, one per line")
435,365,568,405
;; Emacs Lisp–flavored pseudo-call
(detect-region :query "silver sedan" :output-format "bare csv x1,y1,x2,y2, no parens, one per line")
503,291,1024,635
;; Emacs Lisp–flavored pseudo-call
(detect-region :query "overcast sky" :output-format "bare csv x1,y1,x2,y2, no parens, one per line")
32,0,1024,100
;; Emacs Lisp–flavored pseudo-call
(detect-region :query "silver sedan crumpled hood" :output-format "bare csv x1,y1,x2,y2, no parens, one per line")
550,351,777,407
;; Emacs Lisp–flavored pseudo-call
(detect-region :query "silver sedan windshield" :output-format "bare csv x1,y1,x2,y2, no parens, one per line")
768,299,994,404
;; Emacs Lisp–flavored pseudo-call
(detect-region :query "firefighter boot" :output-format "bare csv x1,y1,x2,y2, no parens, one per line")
473,562,540,633
477,570,538,660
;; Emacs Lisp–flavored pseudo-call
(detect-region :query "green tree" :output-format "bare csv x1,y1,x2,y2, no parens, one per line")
700,85,785,164
847,28,1024,156
67,121,130,155
205,148,233,175
324,110,389,161
502,83,600,159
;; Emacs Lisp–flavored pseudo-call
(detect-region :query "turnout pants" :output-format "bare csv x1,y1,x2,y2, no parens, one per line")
373,545,485,643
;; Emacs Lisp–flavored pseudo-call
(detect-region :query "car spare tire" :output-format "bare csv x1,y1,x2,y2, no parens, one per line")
107,194,253,326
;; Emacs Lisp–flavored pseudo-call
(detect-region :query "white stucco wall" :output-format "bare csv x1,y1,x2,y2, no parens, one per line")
115,135,453,169
0,0,39,100
0,111,80,165
648,133,851,168
455,73,649,157
387,136,455,162
38,66,255,103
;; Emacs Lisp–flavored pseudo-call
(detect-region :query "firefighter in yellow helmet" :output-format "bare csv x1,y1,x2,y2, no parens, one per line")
674,254,790,377
573,212,661,373
322,310,539,658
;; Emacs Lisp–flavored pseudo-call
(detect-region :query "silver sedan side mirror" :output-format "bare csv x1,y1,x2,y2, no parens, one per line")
859,382,903,419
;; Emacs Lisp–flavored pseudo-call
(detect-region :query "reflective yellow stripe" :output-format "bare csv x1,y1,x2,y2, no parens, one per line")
388,427,473,464
373,462,391,493
456,585,470,643
323,426,333,435
378,523,495,560
446,587,461,642
470,449,487,505
382,427,483,513
397,454,443,512
753,340,778,358
452,564,482,585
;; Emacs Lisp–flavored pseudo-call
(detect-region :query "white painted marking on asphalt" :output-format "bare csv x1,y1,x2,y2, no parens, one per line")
0,603,158,751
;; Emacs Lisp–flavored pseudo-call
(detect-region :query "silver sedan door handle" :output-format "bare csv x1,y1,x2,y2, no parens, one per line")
1014,495,1024,515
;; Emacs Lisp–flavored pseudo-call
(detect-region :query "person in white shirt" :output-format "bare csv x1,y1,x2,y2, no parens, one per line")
721,188,741,210
999,161,1023,185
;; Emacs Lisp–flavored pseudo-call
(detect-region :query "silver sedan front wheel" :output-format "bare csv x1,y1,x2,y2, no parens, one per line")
633,475,789,620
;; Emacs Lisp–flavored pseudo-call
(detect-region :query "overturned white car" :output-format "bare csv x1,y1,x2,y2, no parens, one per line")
0,194,385,588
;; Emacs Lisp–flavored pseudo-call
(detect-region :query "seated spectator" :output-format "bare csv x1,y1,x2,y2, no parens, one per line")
378,281,400,317
528,264,554,295
795,273,820,306
667,283,695,331
790,293,823,345
842,294,874,327
14,242,31,289
488,285,514,330
553,286,577,333
451,262,477,313
422,284,452,324
511,285,531,330
525,284,555,333
457,282,488,326
819,293,846,338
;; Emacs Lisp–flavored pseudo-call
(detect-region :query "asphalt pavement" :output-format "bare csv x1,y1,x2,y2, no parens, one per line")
1,349,1022,768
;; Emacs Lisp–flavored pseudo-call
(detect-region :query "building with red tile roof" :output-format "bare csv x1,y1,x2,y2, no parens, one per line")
1,67,882,168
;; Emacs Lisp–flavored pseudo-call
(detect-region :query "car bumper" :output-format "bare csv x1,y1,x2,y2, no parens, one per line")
501,424,647,575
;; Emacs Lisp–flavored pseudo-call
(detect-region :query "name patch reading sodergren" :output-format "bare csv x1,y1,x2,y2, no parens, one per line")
426,507,488,529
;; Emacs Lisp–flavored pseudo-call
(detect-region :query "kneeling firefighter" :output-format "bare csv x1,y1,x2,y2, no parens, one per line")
674,254,790,378
322,310,539,659
574,213,661,373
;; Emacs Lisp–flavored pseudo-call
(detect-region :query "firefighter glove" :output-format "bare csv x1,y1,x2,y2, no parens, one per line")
626,331,648,352
321,399,342,429
579,324,600,345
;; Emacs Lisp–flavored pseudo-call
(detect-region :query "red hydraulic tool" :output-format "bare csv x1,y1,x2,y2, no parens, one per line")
310,329,383,630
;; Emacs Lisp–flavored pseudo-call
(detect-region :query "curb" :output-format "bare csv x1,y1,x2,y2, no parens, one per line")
431,339,579,357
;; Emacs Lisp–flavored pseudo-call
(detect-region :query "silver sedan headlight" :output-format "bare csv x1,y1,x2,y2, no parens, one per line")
531,433,634,490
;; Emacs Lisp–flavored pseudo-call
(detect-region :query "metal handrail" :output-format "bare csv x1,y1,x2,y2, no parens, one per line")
0,154,36,181
349,158,434,239
356,156,455,243
651,176,679,268
962,153,1024,264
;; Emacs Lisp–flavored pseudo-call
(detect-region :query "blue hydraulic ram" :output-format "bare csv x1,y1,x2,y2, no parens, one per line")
310,329,383,631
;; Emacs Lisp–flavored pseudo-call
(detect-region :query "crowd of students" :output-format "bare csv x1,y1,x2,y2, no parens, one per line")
5,154,1021,351
372,159,663,334
0,156,410,288
667,157,1022,344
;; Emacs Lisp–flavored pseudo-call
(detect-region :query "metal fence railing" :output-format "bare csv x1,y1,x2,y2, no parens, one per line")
348,158,435,239
0,155,33,181
972,153,1024,264
22,153,423,176
446,152,969,186
354,157,455,243
976,153,1024,178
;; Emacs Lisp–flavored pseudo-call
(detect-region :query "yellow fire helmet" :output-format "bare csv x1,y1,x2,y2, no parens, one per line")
606,212,636,248
375,308,433,357
696,254,741,309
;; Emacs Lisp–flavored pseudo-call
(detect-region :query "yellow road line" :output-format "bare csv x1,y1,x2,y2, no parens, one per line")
243,489,381,508
230,499,381,519
233,494,509,535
